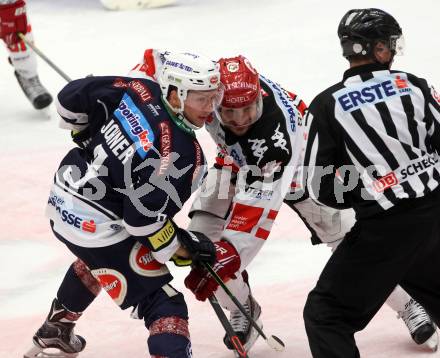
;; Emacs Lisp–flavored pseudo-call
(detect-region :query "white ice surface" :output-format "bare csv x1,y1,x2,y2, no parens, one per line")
1,0,439,357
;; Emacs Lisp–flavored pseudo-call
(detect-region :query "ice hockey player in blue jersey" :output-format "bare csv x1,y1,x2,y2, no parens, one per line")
24,52,224,358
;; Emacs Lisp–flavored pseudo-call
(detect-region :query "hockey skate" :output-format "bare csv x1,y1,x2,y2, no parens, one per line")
223,294,263,356
14,71,53,110
399,298,438,351
24,299,86,358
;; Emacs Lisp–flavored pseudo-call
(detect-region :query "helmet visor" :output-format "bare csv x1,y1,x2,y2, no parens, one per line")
184,84,225,113
217,93,263,129
389,34,405,55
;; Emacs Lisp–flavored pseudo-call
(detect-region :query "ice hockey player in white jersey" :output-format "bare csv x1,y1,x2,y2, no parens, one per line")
0,0,52,109
179,55,438,354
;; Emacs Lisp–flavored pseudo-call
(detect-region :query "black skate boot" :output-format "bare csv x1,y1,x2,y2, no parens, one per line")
14,71,53,110
24,298,86,358
399,298,438,351
223,294,262,355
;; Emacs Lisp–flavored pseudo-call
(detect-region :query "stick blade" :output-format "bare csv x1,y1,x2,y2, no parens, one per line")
267,335,285,352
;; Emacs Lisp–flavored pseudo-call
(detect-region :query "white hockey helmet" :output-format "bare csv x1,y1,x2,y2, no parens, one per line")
158,52,222,129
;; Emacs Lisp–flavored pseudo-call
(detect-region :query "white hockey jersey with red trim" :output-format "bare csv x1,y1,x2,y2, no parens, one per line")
200,75,307,270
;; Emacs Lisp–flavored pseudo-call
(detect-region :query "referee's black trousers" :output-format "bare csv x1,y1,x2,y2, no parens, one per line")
303,191,440,358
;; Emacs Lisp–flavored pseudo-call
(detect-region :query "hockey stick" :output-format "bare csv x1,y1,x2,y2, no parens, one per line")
17,32,72,82
202,262,285,352
208,296,248,358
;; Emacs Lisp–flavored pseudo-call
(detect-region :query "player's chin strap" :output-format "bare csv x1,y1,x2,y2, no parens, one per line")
177,112,203,131
162,96,202,131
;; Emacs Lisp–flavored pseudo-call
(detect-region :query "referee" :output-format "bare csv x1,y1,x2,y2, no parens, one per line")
302,8,440,358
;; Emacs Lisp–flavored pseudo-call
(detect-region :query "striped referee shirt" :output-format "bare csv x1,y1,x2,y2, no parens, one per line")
302,63,440,218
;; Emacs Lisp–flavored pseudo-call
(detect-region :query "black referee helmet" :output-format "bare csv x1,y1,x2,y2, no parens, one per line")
338,8,403,58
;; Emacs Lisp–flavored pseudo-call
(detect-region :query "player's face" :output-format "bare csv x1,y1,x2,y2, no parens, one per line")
184,88,224,127
218,100,259,136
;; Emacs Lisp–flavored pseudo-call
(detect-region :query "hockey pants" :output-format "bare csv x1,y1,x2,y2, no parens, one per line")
53,226,192,357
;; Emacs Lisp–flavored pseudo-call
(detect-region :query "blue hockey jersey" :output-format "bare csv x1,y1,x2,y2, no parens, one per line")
47,76,206,263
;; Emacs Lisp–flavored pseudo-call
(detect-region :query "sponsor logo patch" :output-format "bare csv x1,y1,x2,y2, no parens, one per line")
159,121,172,175
210,76,219,84
335,75,412,112
244,187,273,200
226,203,264,233
261,76,297,131
112,77,154,102
129,80,153,103
271,123,289,154
226,61,239,72
372,172,398,193
148,219,176,251
395,75,408,89
113,78,128,88
248,138,268,165
91,268,127,306
147,104,161,117
81,220,96,233
192,141,204,183
400,153,439,180
48,194,97,234
114,94,155,159
165,60,193,72
230,148,244,167
110,224,123,231
129,242,170,277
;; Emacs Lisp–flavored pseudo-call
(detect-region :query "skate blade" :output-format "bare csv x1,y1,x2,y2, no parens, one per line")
232,319,263,357
423,330,438,352
24,344,79,358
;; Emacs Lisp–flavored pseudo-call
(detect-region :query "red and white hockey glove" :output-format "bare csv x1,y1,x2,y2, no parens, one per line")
184,241,241,301
0,0,27,46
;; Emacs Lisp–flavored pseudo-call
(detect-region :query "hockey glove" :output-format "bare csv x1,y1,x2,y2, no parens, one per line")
0,0,27,46
172,229,216,267
184,241,241,301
